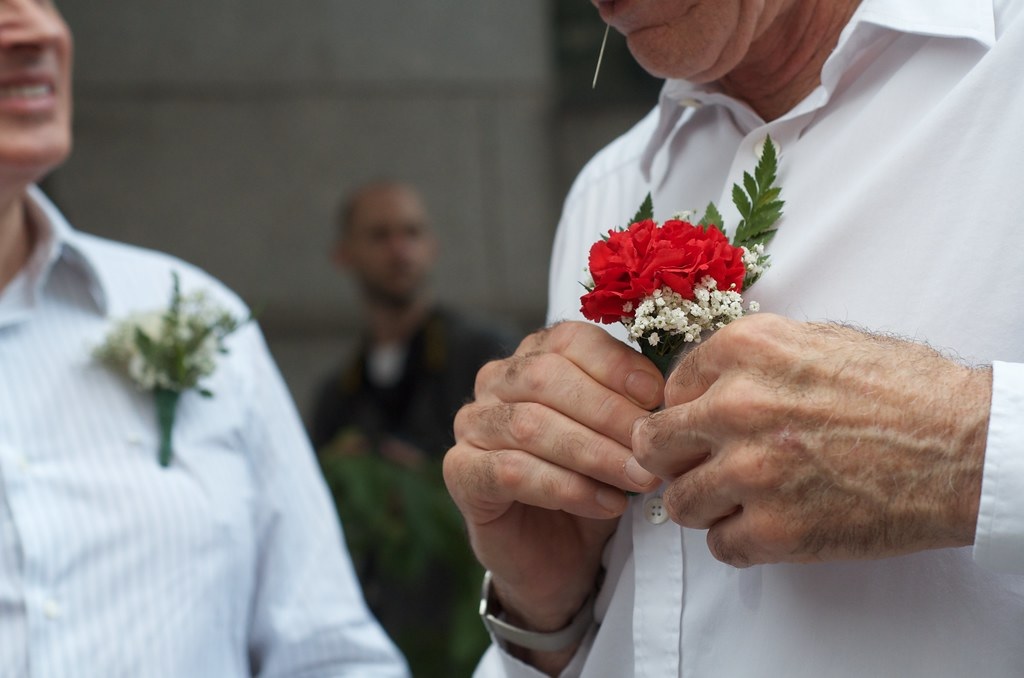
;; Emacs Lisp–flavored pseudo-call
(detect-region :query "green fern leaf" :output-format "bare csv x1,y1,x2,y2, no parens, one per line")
699,201,724,230
631,193,654,224
733,136,785,250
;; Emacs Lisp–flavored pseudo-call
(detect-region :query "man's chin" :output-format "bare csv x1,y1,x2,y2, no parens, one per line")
367,288,422,310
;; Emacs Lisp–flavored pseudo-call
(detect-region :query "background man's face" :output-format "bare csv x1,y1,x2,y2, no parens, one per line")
339,185,437,309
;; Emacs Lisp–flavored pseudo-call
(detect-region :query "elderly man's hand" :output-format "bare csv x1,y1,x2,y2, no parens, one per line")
443,321,662,644
631,313,991,567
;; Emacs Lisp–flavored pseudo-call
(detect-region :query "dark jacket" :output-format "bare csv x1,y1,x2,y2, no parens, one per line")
311,306,516,458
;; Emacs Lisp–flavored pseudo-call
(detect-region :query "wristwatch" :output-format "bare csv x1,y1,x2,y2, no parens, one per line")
479,570,596,652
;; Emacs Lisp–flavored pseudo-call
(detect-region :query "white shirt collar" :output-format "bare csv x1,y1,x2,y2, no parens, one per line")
3,185,109,321
853,0,995,47
640,0,996,178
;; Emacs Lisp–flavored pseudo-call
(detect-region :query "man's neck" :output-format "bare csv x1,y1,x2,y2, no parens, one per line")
720,0,861,122
366,296,434,347
0,192,31,294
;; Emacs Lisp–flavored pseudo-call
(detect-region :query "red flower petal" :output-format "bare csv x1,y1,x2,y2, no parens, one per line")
580,219,747,324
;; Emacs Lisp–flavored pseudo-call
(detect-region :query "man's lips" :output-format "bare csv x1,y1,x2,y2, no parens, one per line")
594,0,621,21
593,0,659,35
595,0,698,35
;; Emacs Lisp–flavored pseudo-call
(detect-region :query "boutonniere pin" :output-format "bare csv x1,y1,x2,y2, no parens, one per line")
94,272,248,467
580,137,784,375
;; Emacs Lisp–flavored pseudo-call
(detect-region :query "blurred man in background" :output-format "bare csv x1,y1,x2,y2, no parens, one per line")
311,180,516,675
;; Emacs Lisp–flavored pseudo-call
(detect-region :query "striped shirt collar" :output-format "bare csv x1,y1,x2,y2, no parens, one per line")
16,185,108,318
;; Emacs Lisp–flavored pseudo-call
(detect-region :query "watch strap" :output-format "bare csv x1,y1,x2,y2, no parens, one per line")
479,570,595,653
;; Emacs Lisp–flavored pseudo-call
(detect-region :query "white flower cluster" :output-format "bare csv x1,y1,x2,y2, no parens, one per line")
94,288,240,392
742,243,767,280
623,277,757,348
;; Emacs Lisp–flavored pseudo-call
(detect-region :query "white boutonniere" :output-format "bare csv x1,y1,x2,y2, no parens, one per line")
94,272,248,467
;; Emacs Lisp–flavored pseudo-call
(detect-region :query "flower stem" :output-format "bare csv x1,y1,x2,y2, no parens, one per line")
154,388,181,467
629,343,678,498
639,343,677,377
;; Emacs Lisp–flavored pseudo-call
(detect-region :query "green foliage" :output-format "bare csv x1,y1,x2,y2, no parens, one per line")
322,454,465,580
133,327,158,366
732,136,785,250
152,272,245,392
698,201,724,230
619,138,784,293
627,138,783,247
630,192,654,224
319,438,488,676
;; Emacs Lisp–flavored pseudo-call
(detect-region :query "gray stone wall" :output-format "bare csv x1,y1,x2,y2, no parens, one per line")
48,1,652,420
49,1,548,418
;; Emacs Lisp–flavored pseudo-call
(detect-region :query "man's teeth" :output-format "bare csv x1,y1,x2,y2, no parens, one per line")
0,84,51,99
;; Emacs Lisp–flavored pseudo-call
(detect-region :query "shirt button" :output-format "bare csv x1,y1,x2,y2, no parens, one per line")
644,496,668,525
753,136,780,161
42,599,62,619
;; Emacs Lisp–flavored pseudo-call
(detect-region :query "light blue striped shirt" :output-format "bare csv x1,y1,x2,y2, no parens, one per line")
0,187,409,677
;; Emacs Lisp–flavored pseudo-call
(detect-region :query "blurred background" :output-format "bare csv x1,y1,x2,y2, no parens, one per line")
48,0,660,416
46,2,662,674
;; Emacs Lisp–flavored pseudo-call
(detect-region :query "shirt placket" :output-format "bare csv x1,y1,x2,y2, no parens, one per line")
631,488,683,677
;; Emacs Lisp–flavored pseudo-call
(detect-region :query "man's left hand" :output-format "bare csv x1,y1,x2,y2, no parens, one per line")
631,313,991,567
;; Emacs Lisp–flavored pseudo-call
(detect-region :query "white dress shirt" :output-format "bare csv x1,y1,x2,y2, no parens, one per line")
478,0,1024,675
0,187,409,677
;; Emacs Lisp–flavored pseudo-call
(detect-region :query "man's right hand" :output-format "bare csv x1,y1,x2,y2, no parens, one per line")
443,321,663,642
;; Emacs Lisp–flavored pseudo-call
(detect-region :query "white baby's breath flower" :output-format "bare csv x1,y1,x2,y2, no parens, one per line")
742,244,768,279
623,276,758,355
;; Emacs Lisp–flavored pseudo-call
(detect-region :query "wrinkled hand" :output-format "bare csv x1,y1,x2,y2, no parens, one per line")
443,321,662,637
632,313,991,568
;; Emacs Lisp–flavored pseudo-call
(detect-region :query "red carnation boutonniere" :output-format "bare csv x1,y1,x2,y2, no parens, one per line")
580,137,784,375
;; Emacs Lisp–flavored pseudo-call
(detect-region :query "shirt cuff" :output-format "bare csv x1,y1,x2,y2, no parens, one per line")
973,360,1024,573
472,625,596,678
